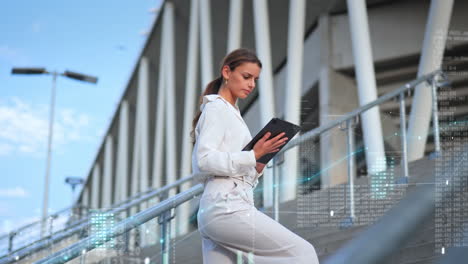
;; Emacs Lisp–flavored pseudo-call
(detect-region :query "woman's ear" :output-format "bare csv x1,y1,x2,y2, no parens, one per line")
221,65,231,81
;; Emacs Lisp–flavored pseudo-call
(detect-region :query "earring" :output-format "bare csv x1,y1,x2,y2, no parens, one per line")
225,79,228,85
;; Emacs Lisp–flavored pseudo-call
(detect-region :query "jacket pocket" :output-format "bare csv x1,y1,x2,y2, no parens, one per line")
228,181,253,206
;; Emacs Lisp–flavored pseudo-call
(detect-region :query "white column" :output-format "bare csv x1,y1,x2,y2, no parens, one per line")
130,130,140,217
129,98,140,249
178,0,199,236
102,135,113,208
91,164,100,209
129,58,150,220
199,0,214,87
116,101,129,205
163,2,178,241
150,13,168,249
138,57,150,195
319,15,331,188
318,15,360,187
282,0,306,202
163,2,177,196
82,187,89,209
138,57,151,246
407,0,454,161
252,0,276,124
346,0,387,175
252,0,276,207
227,0,243,52
152,47,166,191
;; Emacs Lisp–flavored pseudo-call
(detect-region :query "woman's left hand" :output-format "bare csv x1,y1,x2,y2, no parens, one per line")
256,162,266,173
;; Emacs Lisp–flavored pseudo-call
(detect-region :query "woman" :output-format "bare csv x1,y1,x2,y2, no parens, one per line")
191,48,319,264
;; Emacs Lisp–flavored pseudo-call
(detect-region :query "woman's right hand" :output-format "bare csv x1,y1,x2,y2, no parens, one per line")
253,132,288,161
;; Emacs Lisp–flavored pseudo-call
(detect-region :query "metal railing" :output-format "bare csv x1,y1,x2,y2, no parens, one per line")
0,205,79,256
0,175,196,264
34,70,447,264
35,184,204,264
323,143,468,264
271,69,448,222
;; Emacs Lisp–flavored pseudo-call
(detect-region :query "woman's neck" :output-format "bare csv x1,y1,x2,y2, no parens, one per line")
218,86,237,107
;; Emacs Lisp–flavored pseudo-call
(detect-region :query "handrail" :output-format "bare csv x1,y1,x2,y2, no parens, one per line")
279,70,444,154
271,69,447,221
35,184,204,264
28,69,447,263
323,143,468,263
0,174,197,264
0,206,73,241
0,205,79,256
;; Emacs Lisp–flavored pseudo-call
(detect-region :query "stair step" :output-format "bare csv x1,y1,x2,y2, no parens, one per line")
399,254,441,264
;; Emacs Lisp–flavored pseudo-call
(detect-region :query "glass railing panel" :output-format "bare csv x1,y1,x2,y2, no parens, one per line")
293,119,411,229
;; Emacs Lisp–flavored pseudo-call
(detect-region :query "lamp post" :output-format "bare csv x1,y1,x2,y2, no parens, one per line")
11,68,98,237
65,177,85,221
65,177,85,204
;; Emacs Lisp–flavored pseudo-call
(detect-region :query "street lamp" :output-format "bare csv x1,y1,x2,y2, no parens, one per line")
65,176,85,224
11,67,98,237
65,176,85,204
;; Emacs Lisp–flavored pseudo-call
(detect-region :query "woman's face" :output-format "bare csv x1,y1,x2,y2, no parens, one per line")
222,62,261,100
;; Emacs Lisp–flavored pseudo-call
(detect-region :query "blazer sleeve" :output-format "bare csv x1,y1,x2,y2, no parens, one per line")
196,104,257,177
251,165,266,188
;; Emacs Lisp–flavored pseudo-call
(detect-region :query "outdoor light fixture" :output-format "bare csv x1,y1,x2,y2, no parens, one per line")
65,177,85,204
11,67,98,237
63,70,98,84
11,67,47,74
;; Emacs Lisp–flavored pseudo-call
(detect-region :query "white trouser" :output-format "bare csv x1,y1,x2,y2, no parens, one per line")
198,177,319,264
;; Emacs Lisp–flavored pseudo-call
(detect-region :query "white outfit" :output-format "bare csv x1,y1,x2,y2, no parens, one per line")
192,94,319,264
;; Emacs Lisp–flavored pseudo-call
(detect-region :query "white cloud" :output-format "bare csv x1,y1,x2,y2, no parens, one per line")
0,187,28,198
0,97,92,156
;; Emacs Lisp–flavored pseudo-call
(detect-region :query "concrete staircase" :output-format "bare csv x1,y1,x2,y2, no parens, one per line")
99,156,449,264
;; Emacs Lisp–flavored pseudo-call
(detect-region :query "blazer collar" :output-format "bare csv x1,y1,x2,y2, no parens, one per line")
201,94,247,126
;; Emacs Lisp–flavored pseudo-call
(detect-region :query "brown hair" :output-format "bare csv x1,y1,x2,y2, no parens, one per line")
191,48,262,144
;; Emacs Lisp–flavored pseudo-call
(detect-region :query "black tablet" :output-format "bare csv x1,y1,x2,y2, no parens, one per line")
242,118,301,164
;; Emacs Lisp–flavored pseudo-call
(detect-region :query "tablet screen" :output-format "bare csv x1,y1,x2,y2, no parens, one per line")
242,118,301,164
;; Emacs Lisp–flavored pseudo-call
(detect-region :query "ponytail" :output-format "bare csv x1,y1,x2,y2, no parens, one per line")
190,76,223,144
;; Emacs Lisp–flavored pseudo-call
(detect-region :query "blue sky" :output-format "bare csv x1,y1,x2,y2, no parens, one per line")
0,0,162,234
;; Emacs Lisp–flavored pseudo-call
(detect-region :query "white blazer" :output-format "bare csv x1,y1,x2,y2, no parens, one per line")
192,94,264,188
